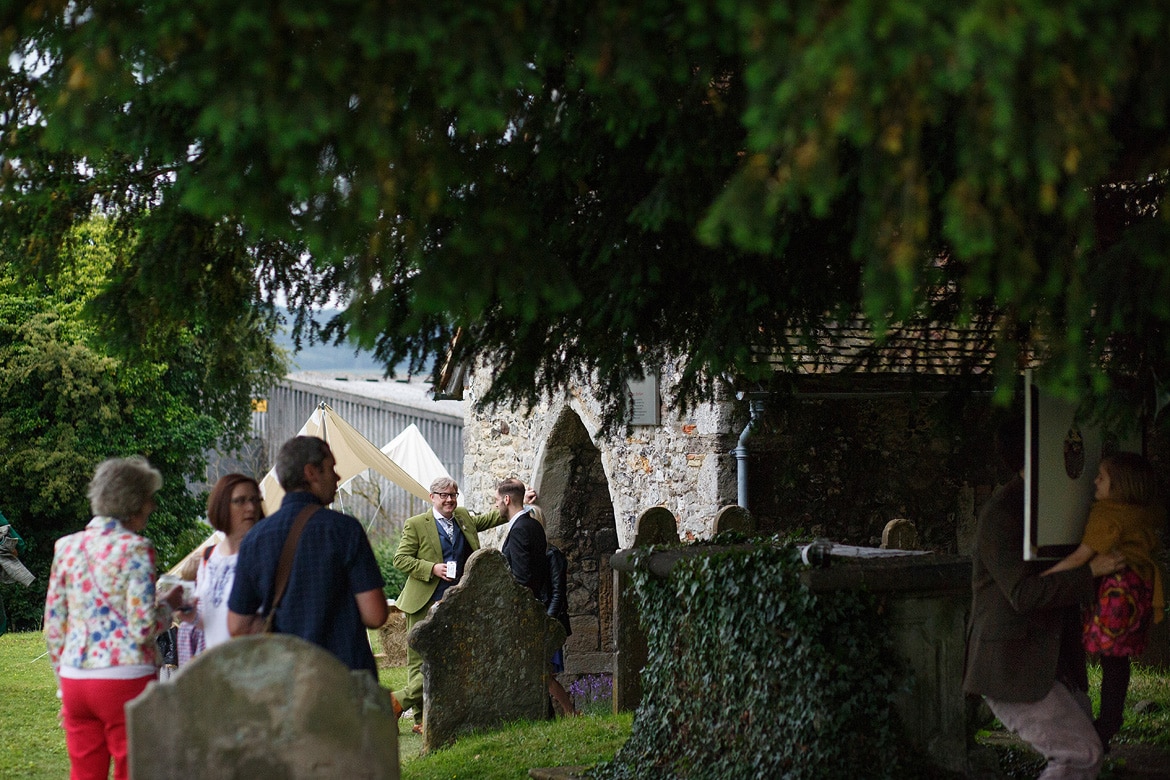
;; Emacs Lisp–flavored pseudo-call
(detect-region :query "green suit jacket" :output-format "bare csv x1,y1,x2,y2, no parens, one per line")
392,506,506,615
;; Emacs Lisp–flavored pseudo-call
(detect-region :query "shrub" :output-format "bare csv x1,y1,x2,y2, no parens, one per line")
592,540,911,779
373,533,407,598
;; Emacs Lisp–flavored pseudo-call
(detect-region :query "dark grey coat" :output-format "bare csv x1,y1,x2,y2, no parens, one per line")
962,475,1095,702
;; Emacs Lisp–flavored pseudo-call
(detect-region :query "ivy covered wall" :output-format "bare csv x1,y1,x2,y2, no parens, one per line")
595,542,924,779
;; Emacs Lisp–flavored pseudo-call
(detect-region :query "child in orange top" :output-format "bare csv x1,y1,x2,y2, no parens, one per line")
1044,452,1166,749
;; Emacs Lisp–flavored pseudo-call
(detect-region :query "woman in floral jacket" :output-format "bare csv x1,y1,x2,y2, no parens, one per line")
44,456,185,780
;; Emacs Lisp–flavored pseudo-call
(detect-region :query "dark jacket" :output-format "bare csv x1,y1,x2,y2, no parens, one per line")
546,544,571,636
962,475,1095,702
501,510,550,600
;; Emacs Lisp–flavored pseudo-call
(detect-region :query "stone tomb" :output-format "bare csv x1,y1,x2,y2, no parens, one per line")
127,634,398,779
412,548,565,752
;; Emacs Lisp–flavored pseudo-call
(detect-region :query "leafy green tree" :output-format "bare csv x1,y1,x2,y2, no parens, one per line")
0,218,281,631
2,2,1169,426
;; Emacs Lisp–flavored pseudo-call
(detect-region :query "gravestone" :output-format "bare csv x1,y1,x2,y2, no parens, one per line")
713,504,755,536
411,548,565,752
126,634,398,779
378,604,408,669
613,507,680,712
633,506,680,547
881,518,921,550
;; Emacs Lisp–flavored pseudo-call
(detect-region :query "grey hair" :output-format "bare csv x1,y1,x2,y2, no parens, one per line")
276,436,331,491
429,476,458,495
88,456,163,519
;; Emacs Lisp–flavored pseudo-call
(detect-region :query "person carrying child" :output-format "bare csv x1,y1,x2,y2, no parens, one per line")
1043,452,1166,750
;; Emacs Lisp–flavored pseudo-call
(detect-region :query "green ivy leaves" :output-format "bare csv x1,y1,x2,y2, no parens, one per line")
598,541,909,779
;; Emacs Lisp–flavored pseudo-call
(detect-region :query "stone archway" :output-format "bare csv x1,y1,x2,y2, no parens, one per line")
534,407,617,678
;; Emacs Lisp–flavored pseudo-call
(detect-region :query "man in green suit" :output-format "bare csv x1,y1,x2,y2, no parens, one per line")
390,476,507,732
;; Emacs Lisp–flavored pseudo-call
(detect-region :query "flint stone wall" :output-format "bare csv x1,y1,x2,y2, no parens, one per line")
463,366,997,554
463,360,739,548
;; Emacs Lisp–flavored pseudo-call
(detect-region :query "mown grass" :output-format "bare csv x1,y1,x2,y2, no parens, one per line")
1,631,630,779
9,629,1168,779
977,661,1170,778
0,633,68,779
1101,661,1170,749
378,662,632,778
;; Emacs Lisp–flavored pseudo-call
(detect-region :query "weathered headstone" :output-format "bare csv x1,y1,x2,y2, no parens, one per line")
881,518,921,550
127,634,398,779
633,506,680,547
614,507,680,713
377,604,408,669
411,548,565,752
594,527,620,659
713,504,755,536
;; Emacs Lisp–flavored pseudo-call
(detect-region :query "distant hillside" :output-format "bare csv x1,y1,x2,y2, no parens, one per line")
275,309,386,374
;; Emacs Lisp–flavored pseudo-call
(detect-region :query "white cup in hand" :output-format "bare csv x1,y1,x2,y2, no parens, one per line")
446,560,457,579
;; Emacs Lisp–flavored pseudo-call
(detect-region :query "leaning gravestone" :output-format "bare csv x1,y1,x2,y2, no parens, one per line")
411,548,565,752
127,634,398,779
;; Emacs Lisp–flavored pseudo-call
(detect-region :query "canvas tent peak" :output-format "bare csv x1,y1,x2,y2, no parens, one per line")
259,402,430,515
341,422,453,498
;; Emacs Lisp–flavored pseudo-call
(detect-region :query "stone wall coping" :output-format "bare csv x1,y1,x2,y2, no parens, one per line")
799,554,971,595
610,545,971,596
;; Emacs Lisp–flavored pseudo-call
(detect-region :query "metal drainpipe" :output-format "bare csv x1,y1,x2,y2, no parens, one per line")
733,395,765,510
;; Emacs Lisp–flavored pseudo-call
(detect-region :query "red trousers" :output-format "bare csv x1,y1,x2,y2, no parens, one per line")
60,675,153,780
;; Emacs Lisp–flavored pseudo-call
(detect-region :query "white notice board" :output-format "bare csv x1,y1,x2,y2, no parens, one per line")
1023,370,1142,560
627,374,660,426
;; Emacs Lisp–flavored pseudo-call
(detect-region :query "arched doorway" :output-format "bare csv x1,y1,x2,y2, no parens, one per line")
535,407,617,679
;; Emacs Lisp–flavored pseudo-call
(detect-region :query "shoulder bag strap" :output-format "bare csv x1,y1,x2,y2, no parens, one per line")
264,503,320,631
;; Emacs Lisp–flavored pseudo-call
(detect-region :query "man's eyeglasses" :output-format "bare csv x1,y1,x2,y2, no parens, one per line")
230,496,263,505
432,492,458,500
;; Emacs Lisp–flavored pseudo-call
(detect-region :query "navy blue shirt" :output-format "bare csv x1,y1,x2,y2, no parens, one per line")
229,491,384,674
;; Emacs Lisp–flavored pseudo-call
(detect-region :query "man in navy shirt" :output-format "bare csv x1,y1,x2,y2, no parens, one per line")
228,436,388,675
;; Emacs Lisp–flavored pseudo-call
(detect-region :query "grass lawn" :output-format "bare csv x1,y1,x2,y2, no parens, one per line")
0,632,67,778
0,631,631,779
8,629,1169,779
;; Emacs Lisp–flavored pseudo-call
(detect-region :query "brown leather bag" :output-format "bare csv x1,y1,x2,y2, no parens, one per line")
262,503,319,633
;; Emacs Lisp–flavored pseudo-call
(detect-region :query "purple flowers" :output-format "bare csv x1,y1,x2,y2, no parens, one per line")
567,673,613,715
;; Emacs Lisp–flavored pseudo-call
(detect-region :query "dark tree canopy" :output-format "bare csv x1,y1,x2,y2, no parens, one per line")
3,2,1169,426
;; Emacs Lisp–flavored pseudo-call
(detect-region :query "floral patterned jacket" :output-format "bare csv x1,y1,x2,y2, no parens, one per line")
43,517,171,671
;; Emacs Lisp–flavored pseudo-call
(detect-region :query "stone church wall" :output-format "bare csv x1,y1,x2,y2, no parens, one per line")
462,362,740,549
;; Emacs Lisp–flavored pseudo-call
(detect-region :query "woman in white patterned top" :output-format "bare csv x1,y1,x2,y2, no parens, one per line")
186,474,264,650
